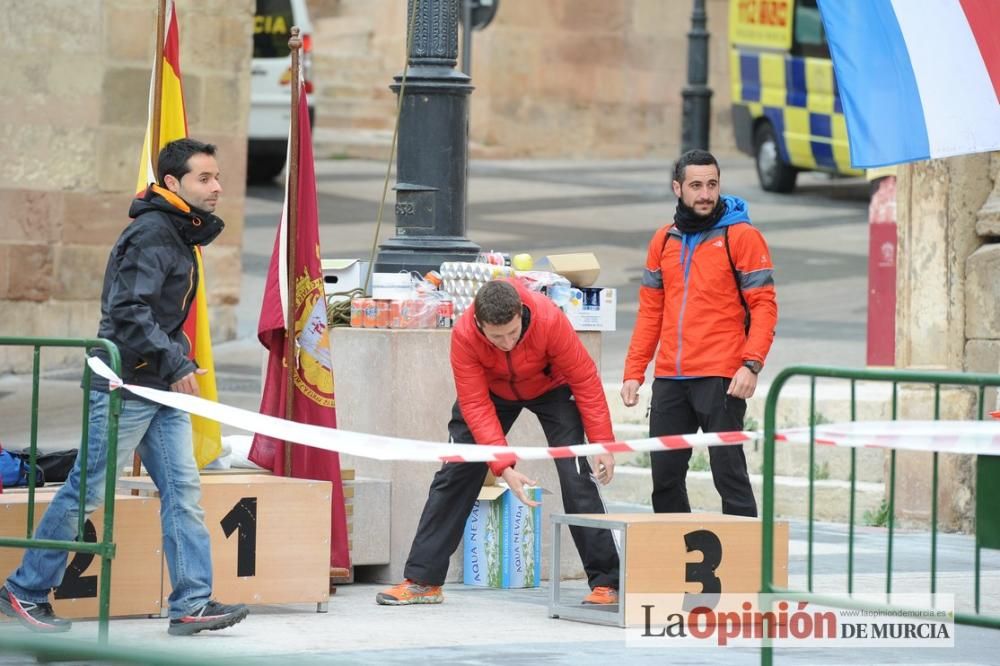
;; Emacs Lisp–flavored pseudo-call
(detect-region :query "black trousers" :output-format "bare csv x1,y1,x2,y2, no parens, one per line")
649,377,757,517
404,385,620,588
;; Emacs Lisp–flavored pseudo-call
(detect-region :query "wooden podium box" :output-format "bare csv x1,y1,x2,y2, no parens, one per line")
151,474,332,609
549,513,789,627
0,491,163,619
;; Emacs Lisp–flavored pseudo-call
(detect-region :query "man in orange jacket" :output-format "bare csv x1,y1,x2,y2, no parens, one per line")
621,149,777,517
377,279,620,606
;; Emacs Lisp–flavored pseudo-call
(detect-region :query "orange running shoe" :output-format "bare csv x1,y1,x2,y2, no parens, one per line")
375,579,443,606
582,586,619,605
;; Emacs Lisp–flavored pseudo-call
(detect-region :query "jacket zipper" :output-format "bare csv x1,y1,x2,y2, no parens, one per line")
180,248,197,316
506,351,524,401
675,234,701,376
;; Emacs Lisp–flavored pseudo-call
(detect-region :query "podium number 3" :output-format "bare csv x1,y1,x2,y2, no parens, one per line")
221,497,258,577
682,529,722,611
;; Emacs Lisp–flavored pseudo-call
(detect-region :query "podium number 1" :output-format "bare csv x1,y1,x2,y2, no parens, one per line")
221,497,258,577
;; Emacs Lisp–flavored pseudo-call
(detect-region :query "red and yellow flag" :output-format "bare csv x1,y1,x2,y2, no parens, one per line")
249,78,351,569
137,0,222,468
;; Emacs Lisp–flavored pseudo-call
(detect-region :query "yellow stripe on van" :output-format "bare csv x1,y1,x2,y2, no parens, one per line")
759,53,786,108
804,57,835,114
782,107,816,169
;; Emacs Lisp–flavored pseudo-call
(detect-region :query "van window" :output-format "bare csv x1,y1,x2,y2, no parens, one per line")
791,0,829,58
254,0,294,59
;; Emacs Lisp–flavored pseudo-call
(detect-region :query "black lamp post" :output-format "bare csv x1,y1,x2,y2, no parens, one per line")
374,0,481,275
680,0,712,153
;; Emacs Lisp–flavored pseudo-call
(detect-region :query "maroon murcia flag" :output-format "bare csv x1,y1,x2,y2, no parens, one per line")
249,80,350,569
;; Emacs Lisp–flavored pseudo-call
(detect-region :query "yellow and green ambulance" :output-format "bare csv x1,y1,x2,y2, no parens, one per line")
729,0,862,192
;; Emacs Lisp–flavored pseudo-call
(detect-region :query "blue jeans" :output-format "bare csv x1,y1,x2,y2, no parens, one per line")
5,391,213,619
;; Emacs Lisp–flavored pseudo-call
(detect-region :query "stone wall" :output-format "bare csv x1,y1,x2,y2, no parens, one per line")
0,0,253,372
308,0,735,157
895,152,999,531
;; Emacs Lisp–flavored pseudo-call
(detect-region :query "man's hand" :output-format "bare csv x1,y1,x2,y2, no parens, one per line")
620,379,641,407
727,366,757,400
590,453,615,485
500,467,540,507
170,368,207,395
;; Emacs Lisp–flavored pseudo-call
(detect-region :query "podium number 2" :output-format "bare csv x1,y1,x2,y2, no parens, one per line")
55,519,98,599
682,529,722,611
221,497,258,577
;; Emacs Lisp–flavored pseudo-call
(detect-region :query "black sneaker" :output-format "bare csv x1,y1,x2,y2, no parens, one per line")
167,600,249,636
0,585,72,633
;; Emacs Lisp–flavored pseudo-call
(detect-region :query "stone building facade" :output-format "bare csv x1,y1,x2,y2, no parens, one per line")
0,0,252,372
308,0,736,157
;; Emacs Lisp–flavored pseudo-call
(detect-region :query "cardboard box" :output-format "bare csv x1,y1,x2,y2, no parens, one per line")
463,485,542,588
321,259,369,301
546,253,601,287
563,287,616,331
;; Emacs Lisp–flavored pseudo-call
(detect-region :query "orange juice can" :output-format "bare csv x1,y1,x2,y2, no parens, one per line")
350,298,364,327
361,298,378,328
375,299,391,328
389,300,403,328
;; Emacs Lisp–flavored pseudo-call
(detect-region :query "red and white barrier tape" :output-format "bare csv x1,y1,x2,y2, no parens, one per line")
87,358,751,463
88,358,1000,460
778,421,1000,455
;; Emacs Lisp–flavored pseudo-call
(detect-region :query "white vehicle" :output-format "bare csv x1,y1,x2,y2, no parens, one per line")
248,0,314,183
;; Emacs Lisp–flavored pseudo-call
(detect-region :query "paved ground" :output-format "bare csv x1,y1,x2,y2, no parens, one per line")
0,515,997,664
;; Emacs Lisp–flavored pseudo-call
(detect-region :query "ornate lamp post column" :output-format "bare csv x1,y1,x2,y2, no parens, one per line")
374,0,480,275
680,0,712,153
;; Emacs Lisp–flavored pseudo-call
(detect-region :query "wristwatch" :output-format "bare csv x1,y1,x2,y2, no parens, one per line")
743,360,762,375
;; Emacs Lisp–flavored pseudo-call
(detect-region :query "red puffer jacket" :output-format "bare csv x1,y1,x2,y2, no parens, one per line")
451,279,614,475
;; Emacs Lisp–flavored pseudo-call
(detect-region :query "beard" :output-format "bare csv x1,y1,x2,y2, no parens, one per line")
673,197,725,233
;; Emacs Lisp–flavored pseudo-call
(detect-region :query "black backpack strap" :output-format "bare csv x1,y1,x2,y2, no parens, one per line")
725,226,751,335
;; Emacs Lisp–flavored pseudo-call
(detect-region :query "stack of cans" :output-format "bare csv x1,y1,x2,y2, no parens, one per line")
350,297,453,329
440,262,515,317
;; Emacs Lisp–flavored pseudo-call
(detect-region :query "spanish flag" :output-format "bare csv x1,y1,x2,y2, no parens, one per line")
137,0,222,468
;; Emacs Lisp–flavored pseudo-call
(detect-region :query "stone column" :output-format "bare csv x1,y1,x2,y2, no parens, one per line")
894,153,995,530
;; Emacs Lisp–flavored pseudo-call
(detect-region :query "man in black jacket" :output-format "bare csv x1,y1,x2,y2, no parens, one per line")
0,139,248,636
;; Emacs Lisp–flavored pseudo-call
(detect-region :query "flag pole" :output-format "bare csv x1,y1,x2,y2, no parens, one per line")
150,0,167,183
133,0,168,489
283,27,302,476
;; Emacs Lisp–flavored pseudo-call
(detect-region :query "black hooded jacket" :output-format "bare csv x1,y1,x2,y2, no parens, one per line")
90,185,224,393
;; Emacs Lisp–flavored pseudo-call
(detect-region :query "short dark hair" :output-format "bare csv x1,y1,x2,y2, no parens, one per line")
672,149,719,185
157,138,217,186
474,280,522,326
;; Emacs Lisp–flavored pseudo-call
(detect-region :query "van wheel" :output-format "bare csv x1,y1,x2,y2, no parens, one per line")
754,123,797,193
246,155,286,184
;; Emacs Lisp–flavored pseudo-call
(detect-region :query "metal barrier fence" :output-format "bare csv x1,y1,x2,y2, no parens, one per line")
760,365,1000,664
0,336,121,643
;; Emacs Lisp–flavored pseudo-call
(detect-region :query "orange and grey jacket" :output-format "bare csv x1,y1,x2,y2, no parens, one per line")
623,195,777,383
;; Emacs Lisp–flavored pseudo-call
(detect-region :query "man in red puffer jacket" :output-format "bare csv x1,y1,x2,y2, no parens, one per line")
376,279,620,606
